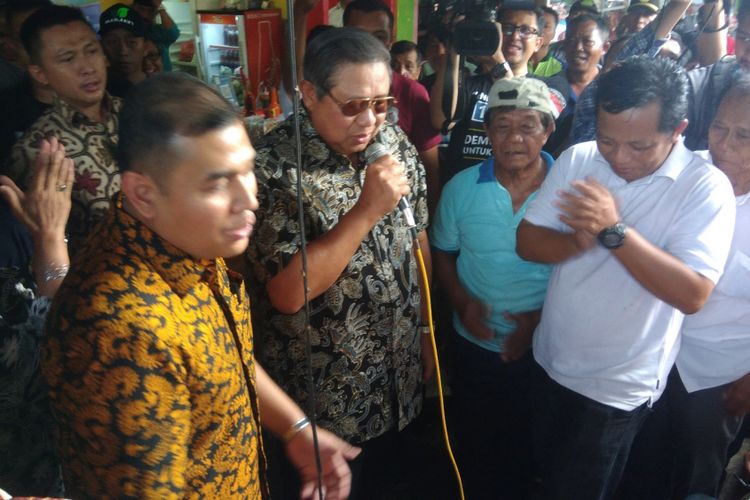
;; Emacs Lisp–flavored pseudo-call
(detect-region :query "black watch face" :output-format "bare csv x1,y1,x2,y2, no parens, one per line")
602,232,622,247
599,225,625,248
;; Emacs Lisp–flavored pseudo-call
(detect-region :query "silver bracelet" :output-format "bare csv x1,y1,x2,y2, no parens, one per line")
42,265,69,284
282,416,311,443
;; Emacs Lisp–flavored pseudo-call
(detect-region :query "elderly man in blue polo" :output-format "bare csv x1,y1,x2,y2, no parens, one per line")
430,76,557,500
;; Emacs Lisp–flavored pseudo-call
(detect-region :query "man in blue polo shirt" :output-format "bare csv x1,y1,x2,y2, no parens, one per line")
430,77,557,500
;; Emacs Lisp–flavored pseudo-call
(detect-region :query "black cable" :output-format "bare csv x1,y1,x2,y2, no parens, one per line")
284,2,325,498
678,2,727,65
699,2,730,32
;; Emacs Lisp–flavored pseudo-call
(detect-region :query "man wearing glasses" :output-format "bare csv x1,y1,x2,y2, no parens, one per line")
246,28,432,499
430,2,566,181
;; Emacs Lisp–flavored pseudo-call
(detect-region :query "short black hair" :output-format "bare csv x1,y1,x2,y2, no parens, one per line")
306,23,334,45
117,73,242,181
541,6,559,28
19,5,90,63
304,27,390,98
597,55,689,133
566,13,609,42
497,3,546,34
343,0,394,31
391,40,420,59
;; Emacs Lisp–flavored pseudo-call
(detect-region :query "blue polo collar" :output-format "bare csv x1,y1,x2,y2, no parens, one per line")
477,150,555,184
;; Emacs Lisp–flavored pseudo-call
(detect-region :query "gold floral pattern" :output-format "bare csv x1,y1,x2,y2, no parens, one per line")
246,109,428,445
42,195,265,499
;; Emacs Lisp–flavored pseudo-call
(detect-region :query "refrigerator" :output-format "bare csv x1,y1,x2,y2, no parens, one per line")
197,9,283,109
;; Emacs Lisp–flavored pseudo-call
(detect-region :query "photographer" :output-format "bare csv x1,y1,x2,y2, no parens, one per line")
430,2,565,183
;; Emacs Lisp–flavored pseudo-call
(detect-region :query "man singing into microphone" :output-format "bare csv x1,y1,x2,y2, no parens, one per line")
246,28,433,498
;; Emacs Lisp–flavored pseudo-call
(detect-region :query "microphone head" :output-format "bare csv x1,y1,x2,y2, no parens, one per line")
363,142,391,164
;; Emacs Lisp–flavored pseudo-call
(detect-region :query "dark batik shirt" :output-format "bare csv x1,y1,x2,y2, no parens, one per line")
247,109,428,444
42,195,265,499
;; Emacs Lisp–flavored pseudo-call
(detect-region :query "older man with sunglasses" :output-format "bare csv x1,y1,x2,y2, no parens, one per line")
245,28,432,500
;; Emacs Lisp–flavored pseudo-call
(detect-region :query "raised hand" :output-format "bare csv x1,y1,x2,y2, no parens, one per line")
0,136,73,296
0,137,73,241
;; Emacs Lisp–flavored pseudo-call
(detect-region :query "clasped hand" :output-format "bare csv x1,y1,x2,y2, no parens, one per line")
555,177,621,250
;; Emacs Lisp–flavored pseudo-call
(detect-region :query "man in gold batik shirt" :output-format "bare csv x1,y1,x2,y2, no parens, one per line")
42,72,359,499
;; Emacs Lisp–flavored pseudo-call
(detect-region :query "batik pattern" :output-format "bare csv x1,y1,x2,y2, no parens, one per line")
42,196,265,499
8,95,122,255
247,110,428,445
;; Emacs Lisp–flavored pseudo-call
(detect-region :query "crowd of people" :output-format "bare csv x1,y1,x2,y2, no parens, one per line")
0,0,749,498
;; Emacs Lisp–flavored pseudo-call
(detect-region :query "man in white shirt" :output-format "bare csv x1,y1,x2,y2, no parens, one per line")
516,55,736,499
618,75,750,500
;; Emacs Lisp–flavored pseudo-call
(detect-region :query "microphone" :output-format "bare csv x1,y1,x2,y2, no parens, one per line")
363,142,417,229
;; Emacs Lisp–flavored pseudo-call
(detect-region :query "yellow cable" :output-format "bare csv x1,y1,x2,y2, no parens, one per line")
415,242,465,500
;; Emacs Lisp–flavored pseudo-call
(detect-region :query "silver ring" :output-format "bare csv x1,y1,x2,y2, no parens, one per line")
57,183,67,191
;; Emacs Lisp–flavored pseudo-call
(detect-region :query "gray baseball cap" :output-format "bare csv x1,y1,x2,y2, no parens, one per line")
487,77,561,120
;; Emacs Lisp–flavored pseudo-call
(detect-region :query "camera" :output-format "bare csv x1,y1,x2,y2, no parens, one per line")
452,0,499,56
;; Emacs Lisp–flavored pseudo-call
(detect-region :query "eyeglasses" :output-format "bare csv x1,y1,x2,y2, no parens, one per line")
501,23,539,39
326,91,396,117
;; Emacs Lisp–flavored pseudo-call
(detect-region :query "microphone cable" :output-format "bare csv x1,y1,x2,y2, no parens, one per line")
284,1,325,498
411,231,466,500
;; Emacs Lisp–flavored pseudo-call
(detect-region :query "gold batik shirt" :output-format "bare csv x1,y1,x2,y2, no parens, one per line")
42,195,265,499
8,94,121,254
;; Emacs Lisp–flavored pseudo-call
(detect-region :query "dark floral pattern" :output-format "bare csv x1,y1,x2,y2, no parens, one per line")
247,109,428,445
0,266,64,497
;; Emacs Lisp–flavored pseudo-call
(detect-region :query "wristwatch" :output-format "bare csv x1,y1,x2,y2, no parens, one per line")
490,61,511,80
597,222,627,249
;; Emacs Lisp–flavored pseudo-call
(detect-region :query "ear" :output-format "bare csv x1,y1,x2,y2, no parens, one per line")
27,64,49,87
672,119,689,141
121,170,160,220
299,79,319,111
